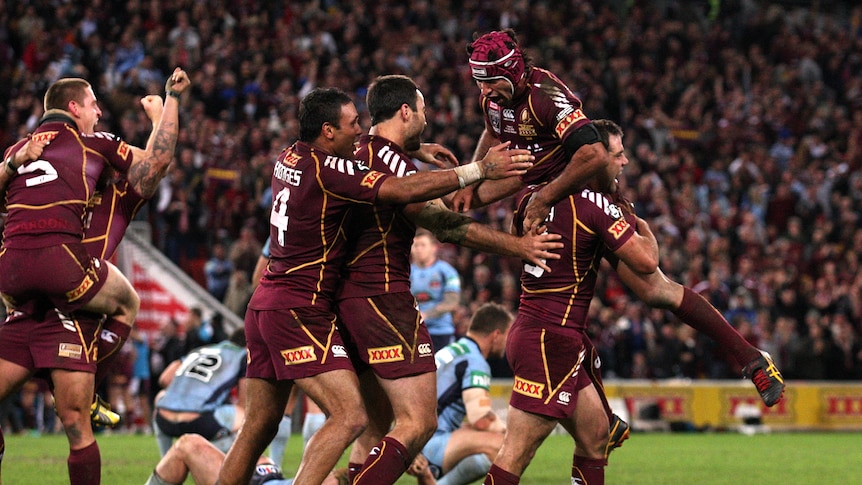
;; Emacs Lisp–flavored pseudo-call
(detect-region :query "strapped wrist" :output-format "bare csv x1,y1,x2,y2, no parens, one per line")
4,155,18,176
166,90,181,99
453,162,483,188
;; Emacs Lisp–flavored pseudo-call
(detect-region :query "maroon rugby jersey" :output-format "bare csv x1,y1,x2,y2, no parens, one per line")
514,184,635,329
2,114,133,248
82,178,145,259
480,67,591,185
250,141,391,310
337,135,418,299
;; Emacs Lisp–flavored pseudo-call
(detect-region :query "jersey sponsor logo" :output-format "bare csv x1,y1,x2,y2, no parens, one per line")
608,219,631,239
503,109,515,121
273,160,302,186
418,343,433,356
513,375,544,399
331,345,348,358
557,391,572,405
368,345,404,364
66,275,94,302
361,170,385,188
470,371,491,389
32,131,58,143
282,151,301,167
58,343,83,360
281,345,317,365
116,141,130,158
554,109,586,138
518,123,536,138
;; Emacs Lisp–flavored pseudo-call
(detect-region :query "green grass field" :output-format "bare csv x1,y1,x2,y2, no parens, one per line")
2,430,861,484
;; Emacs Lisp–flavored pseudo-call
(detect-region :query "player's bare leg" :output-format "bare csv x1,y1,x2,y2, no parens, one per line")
353,372,437,484
440,428,503,471
81,262,140,328
151,433,224,485
559,383,610,484
484,406,557,483
219,378,290,485
51,369,100,485
292,369,366,485
347,371,394,480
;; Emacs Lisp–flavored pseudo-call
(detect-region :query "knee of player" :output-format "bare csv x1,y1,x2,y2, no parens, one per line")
175,433,209,457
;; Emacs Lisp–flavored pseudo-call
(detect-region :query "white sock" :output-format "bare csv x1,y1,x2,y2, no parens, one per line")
269,415,292,467
437,453,492,485
302,413,326,449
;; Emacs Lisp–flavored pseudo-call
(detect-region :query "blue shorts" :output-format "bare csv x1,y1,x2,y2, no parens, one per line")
420,430,451,477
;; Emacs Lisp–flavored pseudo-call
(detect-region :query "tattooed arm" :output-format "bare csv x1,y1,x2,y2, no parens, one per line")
127,67,191,199
403,199,562,273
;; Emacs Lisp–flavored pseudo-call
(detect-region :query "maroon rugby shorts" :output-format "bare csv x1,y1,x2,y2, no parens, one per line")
244,306,354,381
0,309,101,373
0,244,110,313
337,292,436,379
506,316,611,420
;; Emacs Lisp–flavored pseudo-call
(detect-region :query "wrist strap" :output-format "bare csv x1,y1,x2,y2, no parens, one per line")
453,162,483,188
167,91,181,99
4,156,18,176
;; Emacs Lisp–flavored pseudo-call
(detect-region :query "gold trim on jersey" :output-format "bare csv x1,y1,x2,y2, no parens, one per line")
367,296,421,364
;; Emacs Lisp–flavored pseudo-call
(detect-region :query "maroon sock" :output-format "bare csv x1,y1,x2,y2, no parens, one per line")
353,436,410,485
483,464,519,485
94,318,131,389
68,441,101,485
348,462,363,483
572,456,606,485
673,287,759,368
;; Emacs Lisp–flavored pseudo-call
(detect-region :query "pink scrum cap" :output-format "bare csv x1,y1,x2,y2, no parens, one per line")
468,31,526,92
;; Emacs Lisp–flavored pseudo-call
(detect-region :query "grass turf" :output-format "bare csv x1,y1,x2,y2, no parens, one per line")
2,430,861,484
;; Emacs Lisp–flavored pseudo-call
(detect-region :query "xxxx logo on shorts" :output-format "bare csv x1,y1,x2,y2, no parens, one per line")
368,345,404,364
281,346,317,365
513,376,544,399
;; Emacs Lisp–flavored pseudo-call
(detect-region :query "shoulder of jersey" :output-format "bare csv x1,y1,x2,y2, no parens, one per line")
82,131,121,141
578,188,624,219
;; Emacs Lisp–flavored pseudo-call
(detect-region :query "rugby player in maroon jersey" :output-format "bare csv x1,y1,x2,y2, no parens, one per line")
0,68,189,485
218,86,534,485
483,116,659,485
456,30,784,409
333,75,564,485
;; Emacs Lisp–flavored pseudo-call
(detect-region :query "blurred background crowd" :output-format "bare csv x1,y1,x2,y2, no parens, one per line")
1,0,862,434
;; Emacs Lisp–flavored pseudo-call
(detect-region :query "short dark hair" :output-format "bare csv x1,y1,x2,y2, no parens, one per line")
44,78,91,111
366,75,419,126
593,119,623,150
468,303,512,335
298,87,353,142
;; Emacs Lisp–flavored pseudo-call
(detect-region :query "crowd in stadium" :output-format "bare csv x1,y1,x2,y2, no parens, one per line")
2,0,862,433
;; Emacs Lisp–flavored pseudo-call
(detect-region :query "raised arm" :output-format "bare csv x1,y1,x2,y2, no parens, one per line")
127,68,191,199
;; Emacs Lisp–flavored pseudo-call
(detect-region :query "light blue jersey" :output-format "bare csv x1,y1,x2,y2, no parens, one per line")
433,337,491,433
410,259,461,337
156,340,247,413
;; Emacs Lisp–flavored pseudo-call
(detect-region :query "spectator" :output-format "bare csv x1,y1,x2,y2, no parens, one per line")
204,242,233,301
